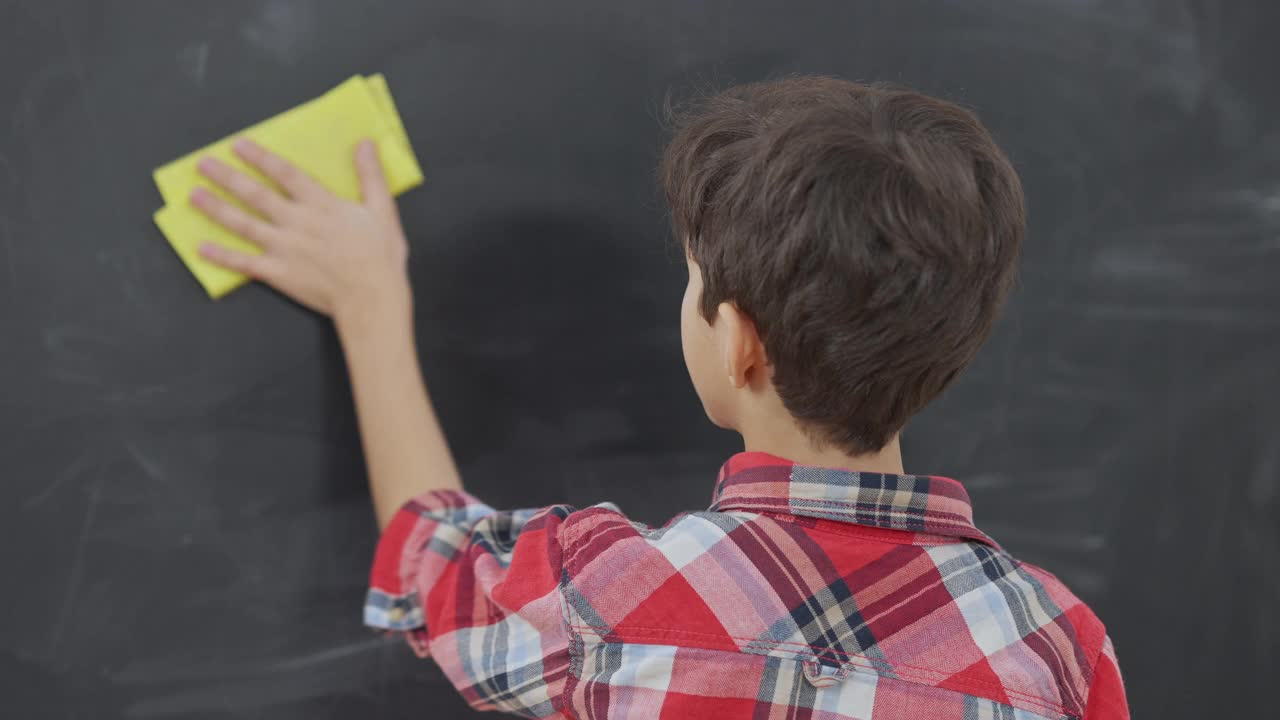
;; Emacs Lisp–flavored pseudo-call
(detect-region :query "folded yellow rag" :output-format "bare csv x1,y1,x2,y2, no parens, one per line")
153,74,423,299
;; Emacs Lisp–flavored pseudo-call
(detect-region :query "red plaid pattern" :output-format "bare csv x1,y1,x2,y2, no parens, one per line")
366,453,1128,719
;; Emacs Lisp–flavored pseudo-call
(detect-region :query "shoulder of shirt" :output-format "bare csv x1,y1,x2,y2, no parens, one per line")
548,503,1116,716
554,504,1110,635
1006,555,1113,674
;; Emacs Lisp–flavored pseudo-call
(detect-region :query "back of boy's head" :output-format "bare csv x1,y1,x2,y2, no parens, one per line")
662,76,1025,455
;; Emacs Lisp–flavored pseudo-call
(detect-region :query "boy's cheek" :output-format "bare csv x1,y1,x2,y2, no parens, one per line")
681,324,728,427
680,270,731,426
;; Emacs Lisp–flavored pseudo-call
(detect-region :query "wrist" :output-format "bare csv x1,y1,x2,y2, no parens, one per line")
333,282,413,339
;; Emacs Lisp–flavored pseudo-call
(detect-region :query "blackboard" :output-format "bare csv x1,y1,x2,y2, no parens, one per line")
2,1,1276,717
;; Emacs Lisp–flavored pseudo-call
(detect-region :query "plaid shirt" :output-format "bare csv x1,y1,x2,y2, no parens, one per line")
366,453,1128,719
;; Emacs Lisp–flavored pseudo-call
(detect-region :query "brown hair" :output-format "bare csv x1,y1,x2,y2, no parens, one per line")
662,76,1025,454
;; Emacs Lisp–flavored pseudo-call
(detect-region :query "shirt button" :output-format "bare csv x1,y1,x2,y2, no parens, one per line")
802,660,852,688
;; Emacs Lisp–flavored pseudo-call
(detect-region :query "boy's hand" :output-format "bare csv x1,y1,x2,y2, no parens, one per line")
191,138,410,321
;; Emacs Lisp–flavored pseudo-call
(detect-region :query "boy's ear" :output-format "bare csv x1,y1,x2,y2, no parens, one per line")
716,302,766,389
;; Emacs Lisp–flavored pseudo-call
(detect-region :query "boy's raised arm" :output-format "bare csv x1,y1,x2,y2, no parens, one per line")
334,295,461,527
190,137,462,527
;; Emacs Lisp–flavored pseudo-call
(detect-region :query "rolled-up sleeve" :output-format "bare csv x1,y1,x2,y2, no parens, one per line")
364,489,576,716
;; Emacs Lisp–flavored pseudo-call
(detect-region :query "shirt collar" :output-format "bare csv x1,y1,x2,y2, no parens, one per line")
708,452,997,547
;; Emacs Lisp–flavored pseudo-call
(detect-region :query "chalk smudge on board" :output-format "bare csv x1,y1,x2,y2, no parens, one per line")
46,470,106,658
177,43,210,85
240,0,316,65
117,636,393,717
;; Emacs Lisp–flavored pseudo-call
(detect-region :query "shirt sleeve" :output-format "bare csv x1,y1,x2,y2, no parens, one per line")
364,489,575,717
1082,635,1129,720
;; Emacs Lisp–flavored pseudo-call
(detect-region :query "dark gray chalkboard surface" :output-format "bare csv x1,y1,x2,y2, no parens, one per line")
2,1,1276,717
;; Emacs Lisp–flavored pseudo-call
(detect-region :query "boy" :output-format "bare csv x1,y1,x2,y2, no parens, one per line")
190,76,1128,719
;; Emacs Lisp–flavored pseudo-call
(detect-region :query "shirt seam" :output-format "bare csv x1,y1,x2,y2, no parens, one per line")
556,522,583,720
568,622,1072,718
755,511,967,546
1080,629,1109,718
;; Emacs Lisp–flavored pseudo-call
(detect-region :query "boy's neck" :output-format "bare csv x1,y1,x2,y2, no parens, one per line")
740,428,905,475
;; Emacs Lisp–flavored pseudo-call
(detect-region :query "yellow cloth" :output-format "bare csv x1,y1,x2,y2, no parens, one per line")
153,74,423,298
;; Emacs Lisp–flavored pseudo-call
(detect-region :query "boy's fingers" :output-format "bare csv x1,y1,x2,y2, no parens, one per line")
196,156,292,221
354,139,392,211
232,138,326,202
199,241,281,281
190,187,280,247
